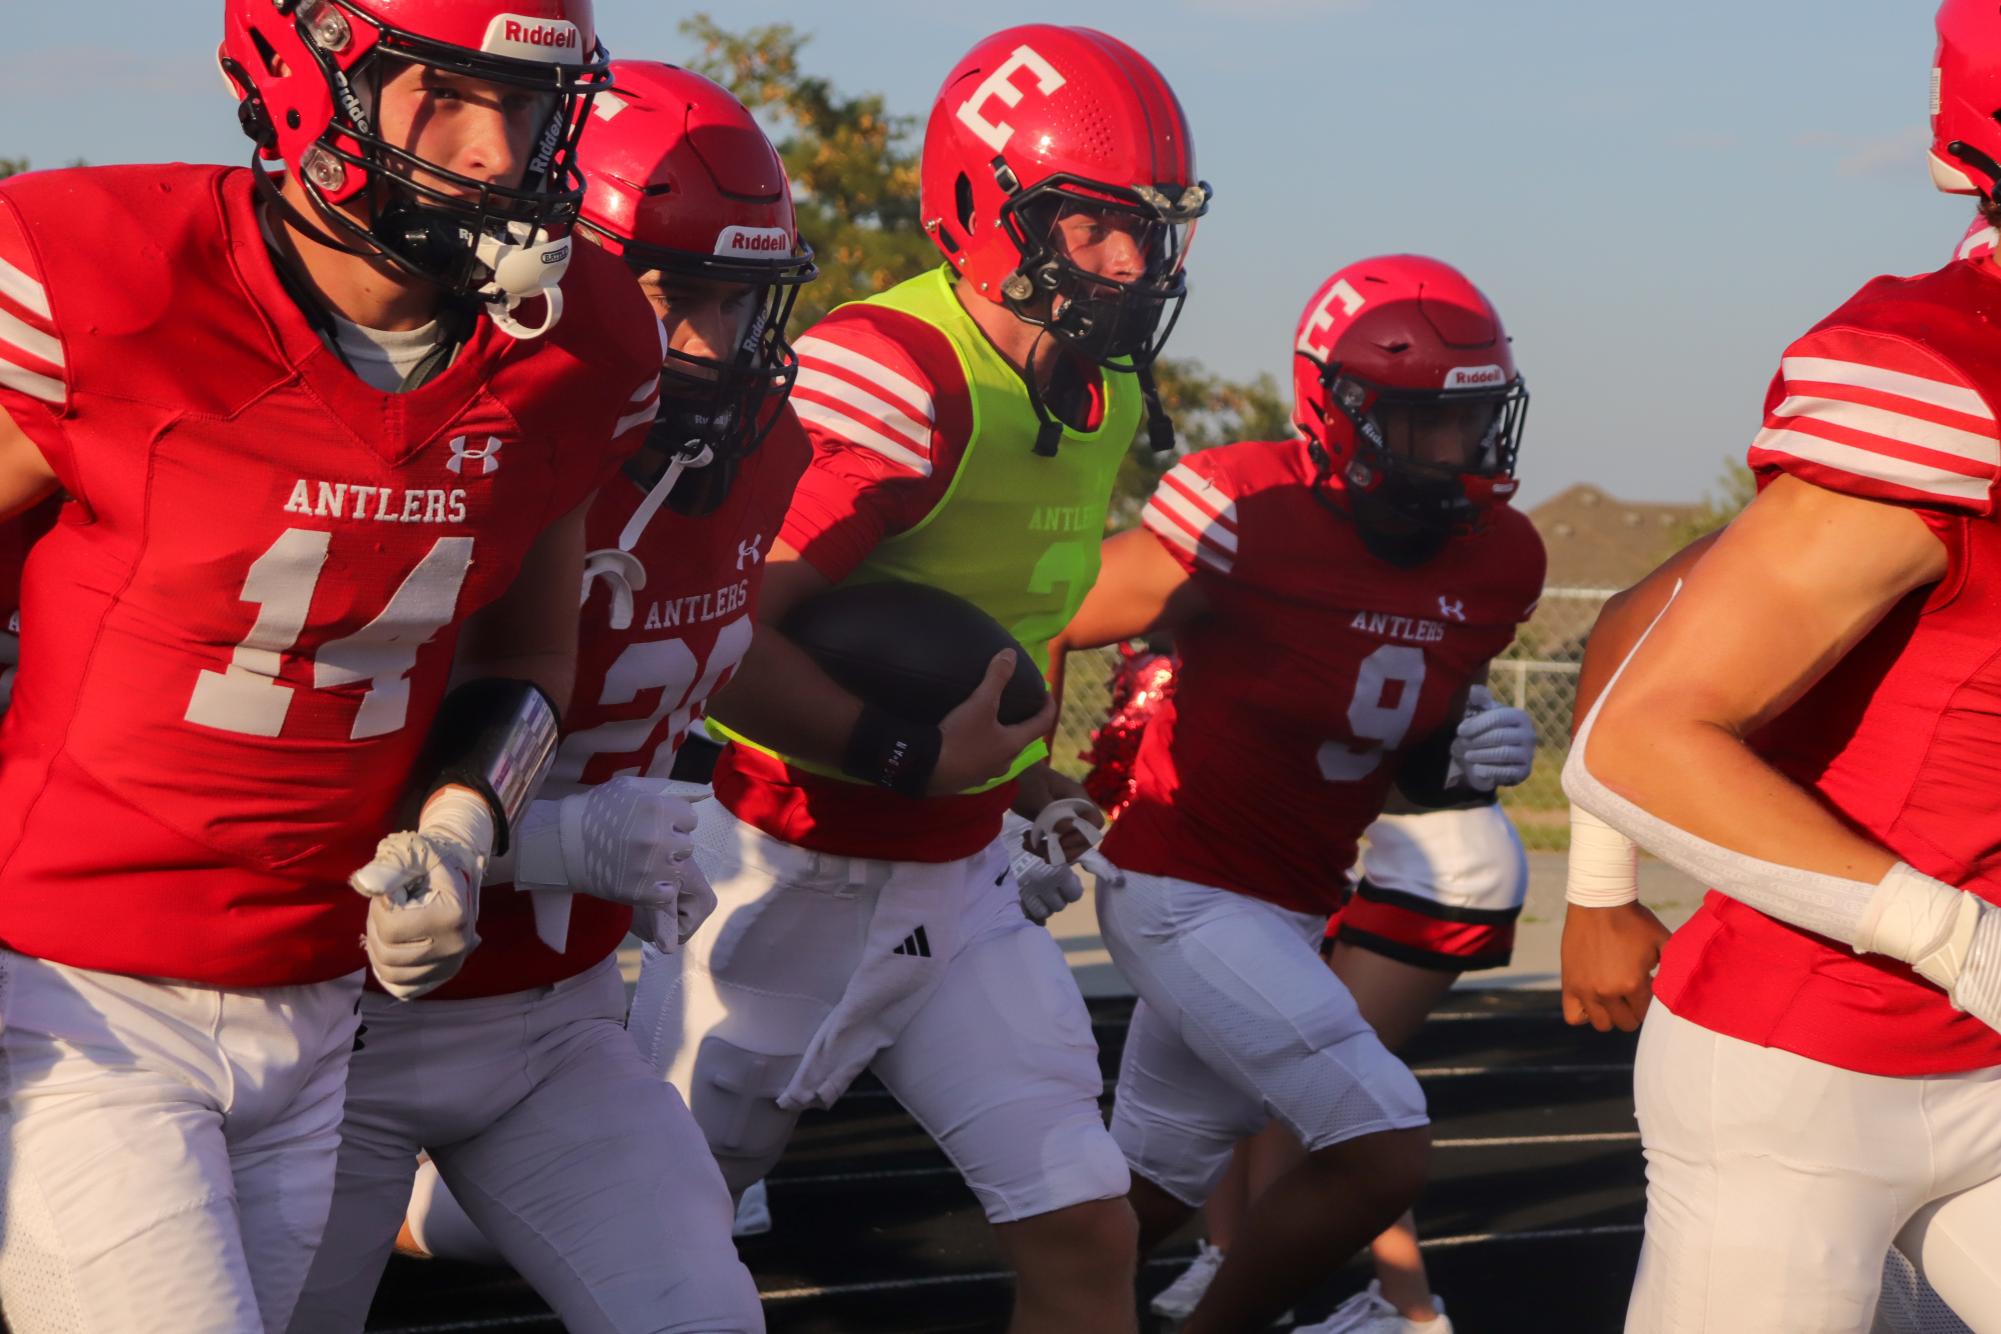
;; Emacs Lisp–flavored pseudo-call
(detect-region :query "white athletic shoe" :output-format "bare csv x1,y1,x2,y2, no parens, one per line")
1295,1281,1450,1334
1150,1240,1225,1320
731,1179,772,1238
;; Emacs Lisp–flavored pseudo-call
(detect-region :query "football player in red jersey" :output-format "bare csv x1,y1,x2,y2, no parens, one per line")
1053,255,1545,1334
1561,5,2001,1327
0,3,663,1329
628,26,1208,1332
285,62,809,1334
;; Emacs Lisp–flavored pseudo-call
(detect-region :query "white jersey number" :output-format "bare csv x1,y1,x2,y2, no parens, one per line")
1316,645,1427,782
552,613,755,785
185,529,473,740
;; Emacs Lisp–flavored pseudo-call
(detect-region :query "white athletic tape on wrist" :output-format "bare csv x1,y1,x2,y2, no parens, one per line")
1565,803,1641,907
420,787,497,865
1857,863,1983,994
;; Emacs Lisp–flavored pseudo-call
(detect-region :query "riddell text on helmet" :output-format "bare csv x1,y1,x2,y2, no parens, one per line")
482,16,583,62
715,226,791,257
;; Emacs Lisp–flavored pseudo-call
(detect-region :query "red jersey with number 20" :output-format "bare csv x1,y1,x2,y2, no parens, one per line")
433,411,811,999
1102,438,1545,915
0,165,661,987
1655,258,2001,1076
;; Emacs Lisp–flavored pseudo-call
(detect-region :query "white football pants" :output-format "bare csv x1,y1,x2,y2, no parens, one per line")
1631,1002,2001,1333
1097,869,1429,1205
287,956,760,1334
629,803,1129,1225
0,949,362,1334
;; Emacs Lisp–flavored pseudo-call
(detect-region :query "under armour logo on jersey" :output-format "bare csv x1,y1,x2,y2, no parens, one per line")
1439,596,1467,622
956,45,1067,153
737,535,764,571
447,435,503,476
892,926,933,959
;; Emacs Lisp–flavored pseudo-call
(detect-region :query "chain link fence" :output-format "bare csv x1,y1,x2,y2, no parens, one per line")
1492,587,1614,847
1050,587,1614,850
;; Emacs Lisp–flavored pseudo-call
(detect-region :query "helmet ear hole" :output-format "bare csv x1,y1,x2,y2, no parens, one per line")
954,173,977,234
248,27,285,79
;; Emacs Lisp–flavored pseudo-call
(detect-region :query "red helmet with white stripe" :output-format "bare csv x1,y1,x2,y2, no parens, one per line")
575,60,816,515
219,0,610,333
1292,255,1528,561
918,26,1209,369
1933,0,2001,197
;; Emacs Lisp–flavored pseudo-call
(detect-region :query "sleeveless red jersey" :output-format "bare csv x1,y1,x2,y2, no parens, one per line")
1101,438,1546,915
1654,258,2001,1075
0,164,661,987
432,411,810,999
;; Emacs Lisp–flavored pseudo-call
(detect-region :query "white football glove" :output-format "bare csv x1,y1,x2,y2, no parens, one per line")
514,777,714,951
1008,797,1125,925
350,787,493,1001
1450,686,1537,790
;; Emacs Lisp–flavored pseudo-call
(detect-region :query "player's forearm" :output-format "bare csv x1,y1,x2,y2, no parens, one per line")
1058,529,1206,652
703,629,863,768
453,497,589,715
451,648,574,723
1586,702,1896,884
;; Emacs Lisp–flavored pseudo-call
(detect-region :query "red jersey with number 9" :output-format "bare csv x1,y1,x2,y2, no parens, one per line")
432,410,811,998
1101,438,1545,914
0,165,662,987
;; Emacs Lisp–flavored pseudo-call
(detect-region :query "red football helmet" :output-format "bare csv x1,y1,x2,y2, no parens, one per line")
1934,0,2001,196
575,60,816,516
1292,255,1528,559
219,0,610,334
919,26,1208,371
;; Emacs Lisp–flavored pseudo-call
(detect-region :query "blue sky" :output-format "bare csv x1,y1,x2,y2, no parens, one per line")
0,1,1963,507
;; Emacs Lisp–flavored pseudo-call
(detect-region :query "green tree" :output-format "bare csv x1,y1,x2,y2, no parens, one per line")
0,159,27,182
678,15,935,331
1664,457,1755,551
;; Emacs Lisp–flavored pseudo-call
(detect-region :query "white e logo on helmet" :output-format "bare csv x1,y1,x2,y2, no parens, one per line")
957,45,1067,154
1296,279,1366,357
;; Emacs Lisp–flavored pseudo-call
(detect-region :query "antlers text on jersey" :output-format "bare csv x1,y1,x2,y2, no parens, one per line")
637,575,753,633
1349,609,1449,645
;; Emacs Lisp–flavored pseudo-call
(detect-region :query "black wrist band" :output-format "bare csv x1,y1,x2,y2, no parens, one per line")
842,703,942,798
407,678,561,856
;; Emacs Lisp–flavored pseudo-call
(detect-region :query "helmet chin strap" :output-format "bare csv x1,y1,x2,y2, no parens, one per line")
618,435,716,553
476,222,572,341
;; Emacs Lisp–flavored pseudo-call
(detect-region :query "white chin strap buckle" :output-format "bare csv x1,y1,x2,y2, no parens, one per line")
477,223,571,340
580,548,647,630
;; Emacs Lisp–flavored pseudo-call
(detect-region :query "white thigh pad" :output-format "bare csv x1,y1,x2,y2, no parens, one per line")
1362,804,1528,913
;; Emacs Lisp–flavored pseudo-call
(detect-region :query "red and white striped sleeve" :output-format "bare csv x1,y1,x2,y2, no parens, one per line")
1956,215,1998,264
1143,452,1239,577
1746,328,2001,515
790,314,941,479
0,198,66,421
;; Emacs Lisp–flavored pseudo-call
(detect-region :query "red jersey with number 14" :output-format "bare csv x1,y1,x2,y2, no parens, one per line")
433,411,811,999
1102,439,1545,914
0,164,661,987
